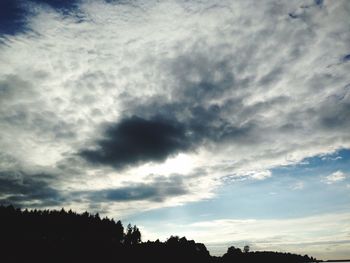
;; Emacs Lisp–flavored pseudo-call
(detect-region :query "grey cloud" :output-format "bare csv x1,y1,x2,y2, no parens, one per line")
114,46,283,144
0,74,76,141
80,36,312,168
288,13,299,19
319,94,350,131
0,170,64,208
169,54,236,103
0,75,35,104
80,85,259,169
79,175,188,203
1,107,77,141
314,0,324,7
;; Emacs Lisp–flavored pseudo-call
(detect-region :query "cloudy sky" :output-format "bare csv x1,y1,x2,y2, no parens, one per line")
1,0,350,260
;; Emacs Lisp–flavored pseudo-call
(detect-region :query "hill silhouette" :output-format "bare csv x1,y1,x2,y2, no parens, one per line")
0,205,316,263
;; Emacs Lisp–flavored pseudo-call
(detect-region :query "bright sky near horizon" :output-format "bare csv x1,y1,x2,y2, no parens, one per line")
0,0,349,260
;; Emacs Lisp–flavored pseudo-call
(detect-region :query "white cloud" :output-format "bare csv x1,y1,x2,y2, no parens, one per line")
321,155,342,161
290,181,305,190
324,171,347,184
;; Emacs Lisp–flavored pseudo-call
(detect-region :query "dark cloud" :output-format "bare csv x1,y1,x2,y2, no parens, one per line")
319,101,350,130
0,171,64,208
0,169,190,207
342,54,350,63
289,13,299,19
80,175,188,203
314,0,324,6
79,102,257,169
79,49,264,169
80,116,191,169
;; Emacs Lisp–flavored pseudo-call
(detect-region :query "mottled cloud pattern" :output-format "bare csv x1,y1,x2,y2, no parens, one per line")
0,0,349,216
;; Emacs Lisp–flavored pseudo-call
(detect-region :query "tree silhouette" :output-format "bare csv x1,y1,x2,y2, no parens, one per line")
227,246,242,255
244,245,250,253
124,223,133,245
131,225,141,244
0,205,316,263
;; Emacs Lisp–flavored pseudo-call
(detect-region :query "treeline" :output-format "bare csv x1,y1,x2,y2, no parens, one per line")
0,205,316,263
222,246,317,263
1,205,139,244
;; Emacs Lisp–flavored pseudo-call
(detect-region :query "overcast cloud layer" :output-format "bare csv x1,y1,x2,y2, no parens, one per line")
0,0,350,257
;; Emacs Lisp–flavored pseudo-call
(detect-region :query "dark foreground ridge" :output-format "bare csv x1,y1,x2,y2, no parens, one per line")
0,205,317,263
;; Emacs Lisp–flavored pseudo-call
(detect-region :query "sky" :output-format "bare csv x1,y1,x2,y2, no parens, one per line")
0,0,349,260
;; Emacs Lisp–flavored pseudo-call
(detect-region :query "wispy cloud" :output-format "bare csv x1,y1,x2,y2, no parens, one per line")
140,212,350,259
324,171,347,184
321,155,342,161
290,181,304,190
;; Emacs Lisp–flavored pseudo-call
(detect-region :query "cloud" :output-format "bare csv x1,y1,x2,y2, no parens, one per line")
324,171,347,184
0,0,349,216
321,155,342,161
0,1,345,259
314,0,324,7
225,170,272,181
80,116,191,169
30,0,80,11
0,170,64,207
140,212,350,259
342,53,350,63
290,181,304,190
0,0,81,36
80,174,188,203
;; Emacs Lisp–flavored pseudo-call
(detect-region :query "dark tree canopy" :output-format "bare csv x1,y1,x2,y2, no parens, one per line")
0,205,316,263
